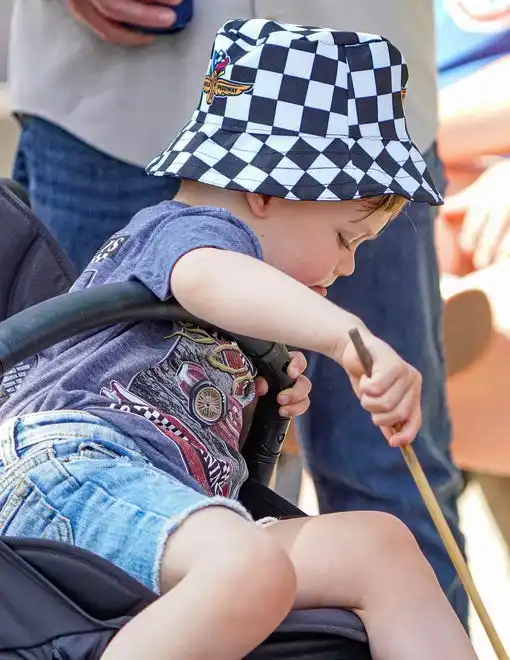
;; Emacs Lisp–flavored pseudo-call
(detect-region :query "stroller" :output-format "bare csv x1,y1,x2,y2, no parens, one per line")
0,180,371,659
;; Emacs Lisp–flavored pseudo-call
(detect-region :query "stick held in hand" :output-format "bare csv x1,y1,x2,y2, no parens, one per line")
348,326,508,660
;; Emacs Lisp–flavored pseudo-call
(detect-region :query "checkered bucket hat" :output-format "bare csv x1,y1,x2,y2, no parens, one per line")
147,19,442,204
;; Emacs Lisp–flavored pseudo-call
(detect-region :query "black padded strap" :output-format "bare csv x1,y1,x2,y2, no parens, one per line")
0,539,118,651
4,537,156,620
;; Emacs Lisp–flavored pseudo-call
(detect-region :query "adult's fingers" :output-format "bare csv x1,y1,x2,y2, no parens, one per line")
93,0,177,29
67,0,156,45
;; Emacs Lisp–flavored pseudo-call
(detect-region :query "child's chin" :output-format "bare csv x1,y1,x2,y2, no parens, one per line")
310,286,328,297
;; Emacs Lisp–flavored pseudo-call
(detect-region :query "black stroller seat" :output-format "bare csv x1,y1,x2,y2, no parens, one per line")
0,181,371,659
0,537,369,659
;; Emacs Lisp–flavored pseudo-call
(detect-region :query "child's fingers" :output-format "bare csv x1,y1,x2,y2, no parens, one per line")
359,376,408,414
278,374,311,418
279,397,310,418
287,351,308,379
381,407,422,447
358,366,401,397
369,386,417,429
254,376,269,397
256,369,311,418
277,375,311,406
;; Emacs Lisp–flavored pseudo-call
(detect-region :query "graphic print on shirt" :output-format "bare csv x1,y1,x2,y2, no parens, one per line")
0,357,38,407
90,235,129,265
100,323,257,496
78,269,98,290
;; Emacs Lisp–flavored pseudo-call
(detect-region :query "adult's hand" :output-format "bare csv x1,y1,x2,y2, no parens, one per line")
67,0,183,46
442,159,510,269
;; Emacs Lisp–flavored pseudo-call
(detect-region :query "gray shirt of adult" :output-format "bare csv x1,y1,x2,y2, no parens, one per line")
9,0,438,167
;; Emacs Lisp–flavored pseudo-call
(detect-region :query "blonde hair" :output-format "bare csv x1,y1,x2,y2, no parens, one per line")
369,194,408,220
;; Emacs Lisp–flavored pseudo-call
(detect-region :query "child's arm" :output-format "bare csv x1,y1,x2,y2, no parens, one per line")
171,247,422,446
172,248,362,361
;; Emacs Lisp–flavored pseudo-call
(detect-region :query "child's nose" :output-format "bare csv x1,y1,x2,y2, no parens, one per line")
335,251,355,277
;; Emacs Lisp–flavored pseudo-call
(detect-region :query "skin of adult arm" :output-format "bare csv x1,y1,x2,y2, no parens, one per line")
438,55,510,165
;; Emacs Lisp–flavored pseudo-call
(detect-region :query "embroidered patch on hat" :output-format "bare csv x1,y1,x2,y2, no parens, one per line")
148,19,442,205
203,50,254,105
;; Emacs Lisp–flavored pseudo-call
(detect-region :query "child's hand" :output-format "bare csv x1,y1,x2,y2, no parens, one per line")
255,351,311,418
341,333,422,447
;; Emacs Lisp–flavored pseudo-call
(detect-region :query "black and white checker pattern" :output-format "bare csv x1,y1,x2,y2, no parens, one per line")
147,19,442,204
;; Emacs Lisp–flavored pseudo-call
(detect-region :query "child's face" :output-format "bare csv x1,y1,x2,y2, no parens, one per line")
252,197,393,296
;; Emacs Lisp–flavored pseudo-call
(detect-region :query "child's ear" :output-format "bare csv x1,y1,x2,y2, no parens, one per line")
245,192,273,218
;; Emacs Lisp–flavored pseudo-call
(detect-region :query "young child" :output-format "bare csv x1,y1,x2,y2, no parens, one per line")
0,20,477,660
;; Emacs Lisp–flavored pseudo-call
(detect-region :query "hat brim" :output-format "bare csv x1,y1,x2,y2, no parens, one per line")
147,120,443,205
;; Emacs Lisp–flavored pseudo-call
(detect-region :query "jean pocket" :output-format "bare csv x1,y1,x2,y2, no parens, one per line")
69,441,147,467
77,441,127,461
0,477,74,544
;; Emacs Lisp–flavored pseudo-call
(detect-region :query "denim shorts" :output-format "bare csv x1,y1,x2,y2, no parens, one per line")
0,410,252,593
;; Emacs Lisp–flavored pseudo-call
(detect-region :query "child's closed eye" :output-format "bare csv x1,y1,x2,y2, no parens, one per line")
337,232,351,251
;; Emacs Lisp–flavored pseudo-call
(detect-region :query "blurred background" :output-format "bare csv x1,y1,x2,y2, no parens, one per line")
1,1,510,657
0,0,17,177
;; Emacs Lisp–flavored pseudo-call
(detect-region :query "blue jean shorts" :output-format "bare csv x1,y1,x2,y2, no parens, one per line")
0,410,252,593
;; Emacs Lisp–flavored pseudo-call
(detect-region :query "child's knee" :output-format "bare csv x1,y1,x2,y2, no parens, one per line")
314,510,428,572
350,511,421,559
160,505,296,611
365,511,417,545
355,511,438,583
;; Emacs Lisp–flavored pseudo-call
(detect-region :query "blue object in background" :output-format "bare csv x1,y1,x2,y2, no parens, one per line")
435,0,510,87
124,0,193,35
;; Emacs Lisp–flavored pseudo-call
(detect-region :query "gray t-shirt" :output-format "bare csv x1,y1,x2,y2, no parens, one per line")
0,201,263,498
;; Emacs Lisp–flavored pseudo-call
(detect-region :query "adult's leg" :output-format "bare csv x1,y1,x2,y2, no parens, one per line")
12,116,179,272
296,146,469,626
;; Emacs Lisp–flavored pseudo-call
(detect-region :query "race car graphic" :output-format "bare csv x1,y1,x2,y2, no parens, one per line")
206,341,256,404
174,361,245,449
170,325,257,404
101,380,236,496
97,324,255,496
176,361,228,424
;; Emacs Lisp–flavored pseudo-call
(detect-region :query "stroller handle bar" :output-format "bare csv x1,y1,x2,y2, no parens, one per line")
0,280,293,485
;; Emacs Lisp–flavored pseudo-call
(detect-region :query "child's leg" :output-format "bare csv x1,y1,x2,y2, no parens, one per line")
266,511,478,660
101,506,297,660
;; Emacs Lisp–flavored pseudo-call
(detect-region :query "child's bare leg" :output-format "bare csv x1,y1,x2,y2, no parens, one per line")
266,511,478,660
101,507,296,660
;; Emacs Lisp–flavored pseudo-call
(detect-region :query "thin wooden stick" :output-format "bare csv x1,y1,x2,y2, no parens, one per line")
349,328,507,660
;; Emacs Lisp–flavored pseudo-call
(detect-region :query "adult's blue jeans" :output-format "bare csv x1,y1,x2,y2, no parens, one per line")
296,146,468,626
12,116,179,272
12,116,468,626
